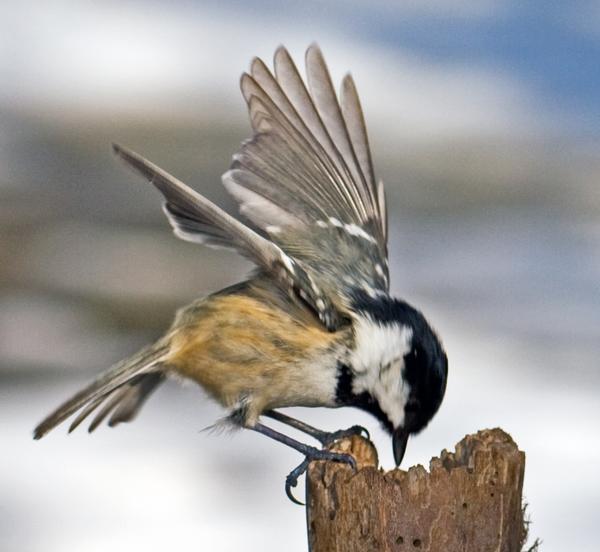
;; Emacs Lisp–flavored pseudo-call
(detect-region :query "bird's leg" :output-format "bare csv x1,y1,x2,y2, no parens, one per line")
264,409,369,446
247,420,357,505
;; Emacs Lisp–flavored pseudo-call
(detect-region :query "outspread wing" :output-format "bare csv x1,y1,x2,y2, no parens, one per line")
112,144,345,330
223,44,389,295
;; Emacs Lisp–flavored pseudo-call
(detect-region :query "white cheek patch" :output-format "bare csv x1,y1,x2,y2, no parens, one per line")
350,317,413,427
371,359,410,427
351,318,412,373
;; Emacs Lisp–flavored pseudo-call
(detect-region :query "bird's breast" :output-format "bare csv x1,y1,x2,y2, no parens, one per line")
165,292,347,414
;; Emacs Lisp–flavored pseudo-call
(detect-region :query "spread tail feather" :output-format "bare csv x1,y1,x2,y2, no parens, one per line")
33,343,169,439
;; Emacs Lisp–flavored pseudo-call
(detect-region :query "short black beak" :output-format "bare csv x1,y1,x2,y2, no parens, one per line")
393,427,409,466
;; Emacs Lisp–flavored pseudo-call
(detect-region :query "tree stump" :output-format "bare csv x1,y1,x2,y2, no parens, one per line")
306,428,527,552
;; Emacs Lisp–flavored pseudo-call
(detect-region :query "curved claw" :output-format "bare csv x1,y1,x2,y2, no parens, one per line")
321,425,371,447
316,450,357,472
285,476,304,505
349,424,370,441
285,458,310,506
342,452,357,471
283,451,356,505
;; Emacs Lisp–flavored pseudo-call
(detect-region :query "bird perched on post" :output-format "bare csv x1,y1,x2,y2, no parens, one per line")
34,44,448,503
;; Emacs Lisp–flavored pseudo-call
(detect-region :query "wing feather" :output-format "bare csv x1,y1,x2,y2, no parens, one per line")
226,44,389,293
340,73,384,239
238,74,355,223
304,46,371,221
273,47,368,222
112,144,344,330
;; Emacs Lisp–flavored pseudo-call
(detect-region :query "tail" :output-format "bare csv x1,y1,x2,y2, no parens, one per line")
33,342,170,439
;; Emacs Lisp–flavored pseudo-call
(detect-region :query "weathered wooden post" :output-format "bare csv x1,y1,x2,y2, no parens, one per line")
306,428,528,552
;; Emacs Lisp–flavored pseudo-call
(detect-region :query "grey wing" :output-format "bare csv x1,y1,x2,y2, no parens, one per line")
112,144,344,330
223,44,389,295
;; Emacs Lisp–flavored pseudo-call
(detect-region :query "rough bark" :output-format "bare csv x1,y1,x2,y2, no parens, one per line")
306,428,526,552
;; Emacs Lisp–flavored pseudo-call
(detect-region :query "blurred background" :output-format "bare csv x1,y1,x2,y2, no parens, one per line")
1,1,599,551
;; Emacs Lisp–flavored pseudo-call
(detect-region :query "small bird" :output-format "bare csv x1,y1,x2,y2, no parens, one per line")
34,44,447,503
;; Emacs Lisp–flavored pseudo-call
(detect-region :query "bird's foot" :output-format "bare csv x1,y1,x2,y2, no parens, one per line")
316,424,370,447
285,447,356,505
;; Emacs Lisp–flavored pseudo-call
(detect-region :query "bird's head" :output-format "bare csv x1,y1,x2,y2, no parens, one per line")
340,290,448,466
